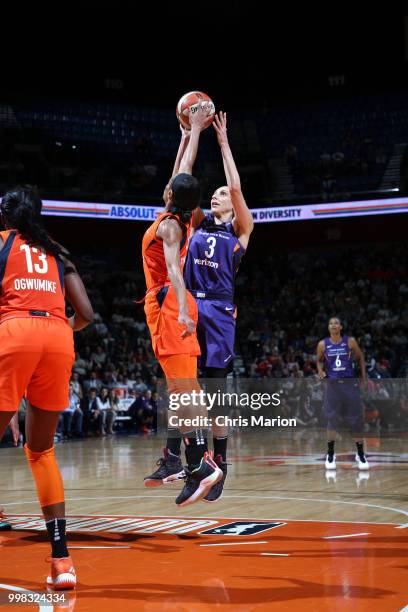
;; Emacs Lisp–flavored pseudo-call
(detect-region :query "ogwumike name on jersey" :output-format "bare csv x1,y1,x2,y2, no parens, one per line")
14,278,57,293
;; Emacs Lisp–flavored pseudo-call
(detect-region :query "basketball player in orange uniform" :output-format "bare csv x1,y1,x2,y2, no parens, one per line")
142,104,223,506
0,186,93,589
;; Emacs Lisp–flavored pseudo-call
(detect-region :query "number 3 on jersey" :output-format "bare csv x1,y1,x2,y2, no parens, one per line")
205,237,217,259
20,244,48,274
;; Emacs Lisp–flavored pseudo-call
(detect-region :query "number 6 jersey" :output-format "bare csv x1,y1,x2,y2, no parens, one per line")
323,336,354,379
184,214,245,300
0,230,67,322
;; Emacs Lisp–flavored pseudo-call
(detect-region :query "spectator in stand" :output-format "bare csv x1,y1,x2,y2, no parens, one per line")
83,371,103,394
59,383,83,438
96,387,110,435
73,352,89,377
110,374,128,398
107,390,118,434
134,376,148,394
91,345,107,370
81,389,99,436
148,376,158,392
129,390,142,429
137,390,155,434
70,372,83,401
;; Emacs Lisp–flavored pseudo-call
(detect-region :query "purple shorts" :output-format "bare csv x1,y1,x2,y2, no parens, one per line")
197,299,236,369
324,379,363,432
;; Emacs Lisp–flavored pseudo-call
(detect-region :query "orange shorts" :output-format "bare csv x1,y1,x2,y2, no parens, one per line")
160,354,201,395
145,285,200,358
0,317,74,412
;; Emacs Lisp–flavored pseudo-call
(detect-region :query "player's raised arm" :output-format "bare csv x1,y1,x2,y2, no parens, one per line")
316,340,327,379
157,218,195,338
348,337,367,384
178,102,211,175
213,111,254,248
62,257,94,331
163,125,190,204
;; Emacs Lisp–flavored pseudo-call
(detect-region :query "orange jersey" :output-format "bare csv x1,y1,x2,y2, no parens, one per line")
0,230,67,322
142,212,192,293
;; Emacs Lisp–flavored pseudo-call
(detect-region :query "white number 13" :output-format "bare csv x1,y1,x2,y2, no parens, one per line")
20,244,48,274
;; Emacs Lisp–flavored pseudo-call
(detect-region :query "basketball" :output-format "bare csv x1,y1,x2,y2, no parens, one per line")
176,91,215,130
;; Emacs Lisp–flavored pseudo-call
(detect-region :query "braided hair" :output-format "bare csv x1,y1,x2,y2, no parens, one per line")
1,186,67,259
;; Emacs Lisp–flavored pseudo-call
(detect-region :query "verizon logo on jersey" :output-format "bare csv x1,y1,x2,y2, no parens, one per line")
194,258,219,269
14,278,57,293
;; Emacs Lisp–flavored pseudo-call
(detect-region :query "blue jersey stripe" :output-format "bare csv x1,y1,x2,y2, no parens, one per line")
0,231,17,291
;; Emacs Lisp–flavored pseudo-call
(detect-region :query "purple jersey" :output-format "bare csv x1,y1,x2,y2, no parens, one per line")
184,214,245,299
184,214,245,368
324,336,354,379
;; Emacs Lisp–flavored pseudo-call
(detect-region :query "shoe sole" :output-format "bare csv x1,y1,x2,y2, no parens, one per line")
177,468,223,507
46,574,76,590
201,485,225,503
143,479,163,488
144,470,185,488
355,455,370,470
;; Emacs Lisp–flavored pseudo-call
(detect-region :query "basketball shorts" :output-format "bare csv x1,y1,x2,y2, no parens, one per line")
144,286,200,359
323,379,364,433
196,299,236,369
0,317,74,412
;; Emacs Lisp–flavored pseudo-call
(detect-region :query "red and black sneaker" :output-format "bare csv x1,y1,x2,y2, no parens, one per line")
175,453,223,507
202,454,228,503
143,448,185,488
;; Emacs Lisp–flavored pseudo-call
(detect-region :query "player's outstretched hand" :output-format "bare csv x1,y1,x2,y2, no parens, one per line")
189,101,211,131
213,111,228,147
178,312,196,338
317,371,327,380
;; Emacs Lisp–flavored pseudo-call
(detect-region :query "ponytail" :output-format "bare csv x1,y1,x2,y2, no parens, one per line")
1,186,67,259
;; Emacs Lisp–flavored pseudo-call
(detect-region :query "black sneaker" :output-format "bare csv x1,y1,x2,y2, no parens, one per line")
143,449,185,488
202,454,228,503
175,454,223,507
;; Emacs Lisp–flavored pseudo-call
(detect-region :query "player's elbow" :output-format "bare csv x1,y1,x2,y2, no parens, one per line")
229,185,243,198
246,217,255,233
80,304,94,325
167,266,180,284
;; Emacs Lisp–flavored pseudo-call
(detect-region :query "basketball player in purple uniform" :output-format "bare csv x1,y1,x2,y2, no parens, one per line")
317,317,369,471
144,112,253,500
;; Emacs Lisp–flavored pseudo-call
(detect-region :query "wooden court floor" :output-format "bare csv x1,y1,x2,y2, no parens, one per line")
1,431,407,611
